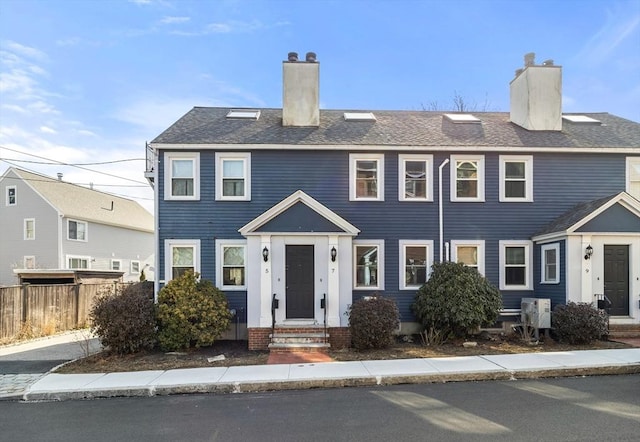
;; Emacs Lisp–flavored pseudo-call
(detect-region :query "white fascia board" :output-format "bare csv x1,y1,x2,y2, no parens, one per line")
239,190,360,236
148,143,640,154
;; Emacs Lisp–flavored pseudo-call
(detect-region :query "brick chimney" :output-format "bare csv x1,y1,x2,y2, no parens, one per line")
282,51,319,127
510,53,562,131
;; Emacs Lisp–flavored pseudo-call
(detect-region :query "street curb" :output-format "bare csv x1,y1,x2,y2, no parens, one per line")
22,364,640,402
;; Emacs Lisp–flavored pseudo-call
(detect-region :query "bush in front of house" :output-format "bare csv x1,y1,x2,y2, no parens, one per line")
156,271,232,351
90,281,156,354
349,295,400,350
412,261,503,340
552,302,608,344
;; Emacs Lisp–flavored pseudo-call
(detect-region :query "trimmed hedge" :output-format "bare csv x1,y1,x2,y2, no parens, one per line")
90,282,156,354
552,302,608,344
156,271,232,351
349,295,400,350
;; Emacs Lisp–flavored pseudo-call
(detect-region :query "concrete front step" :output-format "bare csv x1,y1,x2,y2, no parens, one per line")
268,342,331,352
609,324,640,338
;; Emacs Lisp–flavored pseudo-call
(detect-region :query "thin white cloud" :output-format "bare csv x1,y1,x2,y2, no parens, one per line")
574,7,640,66
40,126,57,134
75,129,97,137
171,19,289,37
159,16,190,25
2,41,48,62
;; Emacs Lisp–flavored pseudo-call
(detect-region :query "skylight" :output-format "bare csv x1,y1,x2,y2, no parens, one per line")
443,113,481,123
226,110,261,120
562,115,601,124
344,112,376,122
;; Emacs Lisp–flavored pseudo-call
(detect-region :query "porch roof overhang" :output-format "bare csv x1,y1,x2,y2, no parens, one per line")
532,192,640,243
239,190,361,237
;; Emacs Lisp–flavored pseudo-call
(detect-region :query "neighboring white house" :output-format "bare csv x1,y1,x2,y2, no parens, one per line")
0,167,154,286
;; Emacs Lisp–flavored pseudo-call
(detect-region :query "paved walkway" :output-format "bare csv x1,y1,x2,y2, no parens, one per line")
15,348,640,402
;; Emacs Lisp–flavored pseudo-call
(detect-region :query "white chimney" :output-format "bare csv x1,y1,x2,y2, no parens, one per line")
282,51,319,127
510,53,562,131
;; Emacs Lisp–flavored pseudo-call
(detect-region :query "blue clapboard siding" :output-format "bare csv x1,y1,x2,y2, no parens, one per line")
157,149,628,320
533,240,567,309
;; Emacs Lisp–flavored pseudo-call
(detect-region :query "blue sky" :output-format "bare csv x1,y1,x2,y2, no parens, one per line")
1,0,639,213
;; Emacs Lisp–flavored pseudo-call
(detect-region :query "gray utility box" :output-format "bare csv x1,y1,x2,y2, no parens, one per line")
521,298,551,329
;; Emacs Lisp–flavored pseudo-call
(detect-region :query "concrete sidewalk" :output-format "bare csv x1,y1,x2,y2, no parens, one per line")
18,348,640,402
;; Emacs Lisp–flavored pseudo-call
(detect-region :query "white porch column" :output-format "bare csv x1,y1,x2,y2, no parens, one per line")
259,235,273,327
580,235,593,304
327,235,340,327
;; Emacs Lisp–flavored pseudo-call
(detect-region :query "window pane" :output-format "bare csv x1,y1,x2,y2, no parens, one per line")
172,178,194,196
457,161,477,179
112,261,120,270
223,179,244,196
356,160,378,198
356,245,378,286
405,161,426,198
505,267,525,285
131,262,140,273
223,268,245,286
505,162,525,179
77,222,86,240
456,180,477,198
223,160,244,178
173,267,191,279
505,181,525,198
505,247,525,265
69,221,77,239
173,247,194,266
223,247,244,266
172,160,193,178
457,246,478,266
405,246,427,286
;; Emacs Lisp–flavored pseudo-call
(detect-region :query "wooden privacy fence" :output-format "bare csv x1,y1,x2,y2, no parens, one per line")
0,283,131,341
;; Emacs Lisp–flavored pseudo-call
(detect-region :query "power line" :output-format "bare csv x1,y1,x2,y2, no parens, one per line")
0,145,148,185
1,157,145,166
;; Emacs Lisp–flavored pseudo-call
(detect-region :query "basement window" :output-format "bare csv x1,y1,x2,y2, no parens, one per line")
226,110,261,120
344,112,376,122
443,113,481,123
562,115,601,125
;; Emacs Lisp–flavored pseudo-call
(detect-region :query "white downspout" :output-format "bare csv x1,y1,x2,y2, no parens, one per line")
439,159,449,262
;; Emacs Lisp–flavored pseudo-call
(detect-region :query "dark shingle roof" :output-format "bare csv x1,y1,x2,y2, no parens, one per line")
151,107,640,148
534,194,619,236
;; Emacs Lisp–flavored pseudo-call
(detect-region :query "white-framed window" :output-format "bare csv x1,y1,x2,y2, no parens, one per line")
67,255,90,269
541,243,560,284
215,152,251,201
215,239,247,290
131,261,141,274
399,154,433,202
164,152,200,200
350,153,385,201
627,157,640,200
165,239,200,281
6,186,16,206
499,155,533,202
399,240,433,290
499,240,533,290
111,259,122,271
450,155,485,202
67,219,87,241
353,240,385,289
450,240,485,275
24,256,35,269
24,218,35,240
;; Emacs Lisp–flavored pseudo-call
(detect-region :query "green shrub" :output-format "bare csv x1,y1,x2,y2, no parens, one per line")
90,282,156,354
349,295,400,350
156,271,232,351
552,302,608,344
412,261,502,339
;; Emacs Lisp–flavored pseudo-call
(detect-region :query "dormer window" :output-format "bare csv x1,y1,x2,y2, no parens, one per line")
443,113,481,124
226,110,261,120
344,112,376,122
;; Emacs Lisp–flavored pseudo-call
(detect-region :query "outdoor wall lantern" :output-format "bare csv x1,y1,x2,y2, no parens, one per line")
262,246,269,262
330,246,337,262
584,244,593,260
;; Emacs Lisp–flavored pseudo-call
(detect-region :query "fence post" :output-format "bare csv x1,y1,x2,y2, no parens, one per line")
21,283,28,324
75,283,81,327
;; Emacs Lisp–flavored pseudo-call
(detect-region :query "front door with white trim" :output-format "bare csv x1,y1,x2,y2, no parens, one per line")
605,245,630,316
285,245,315,319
